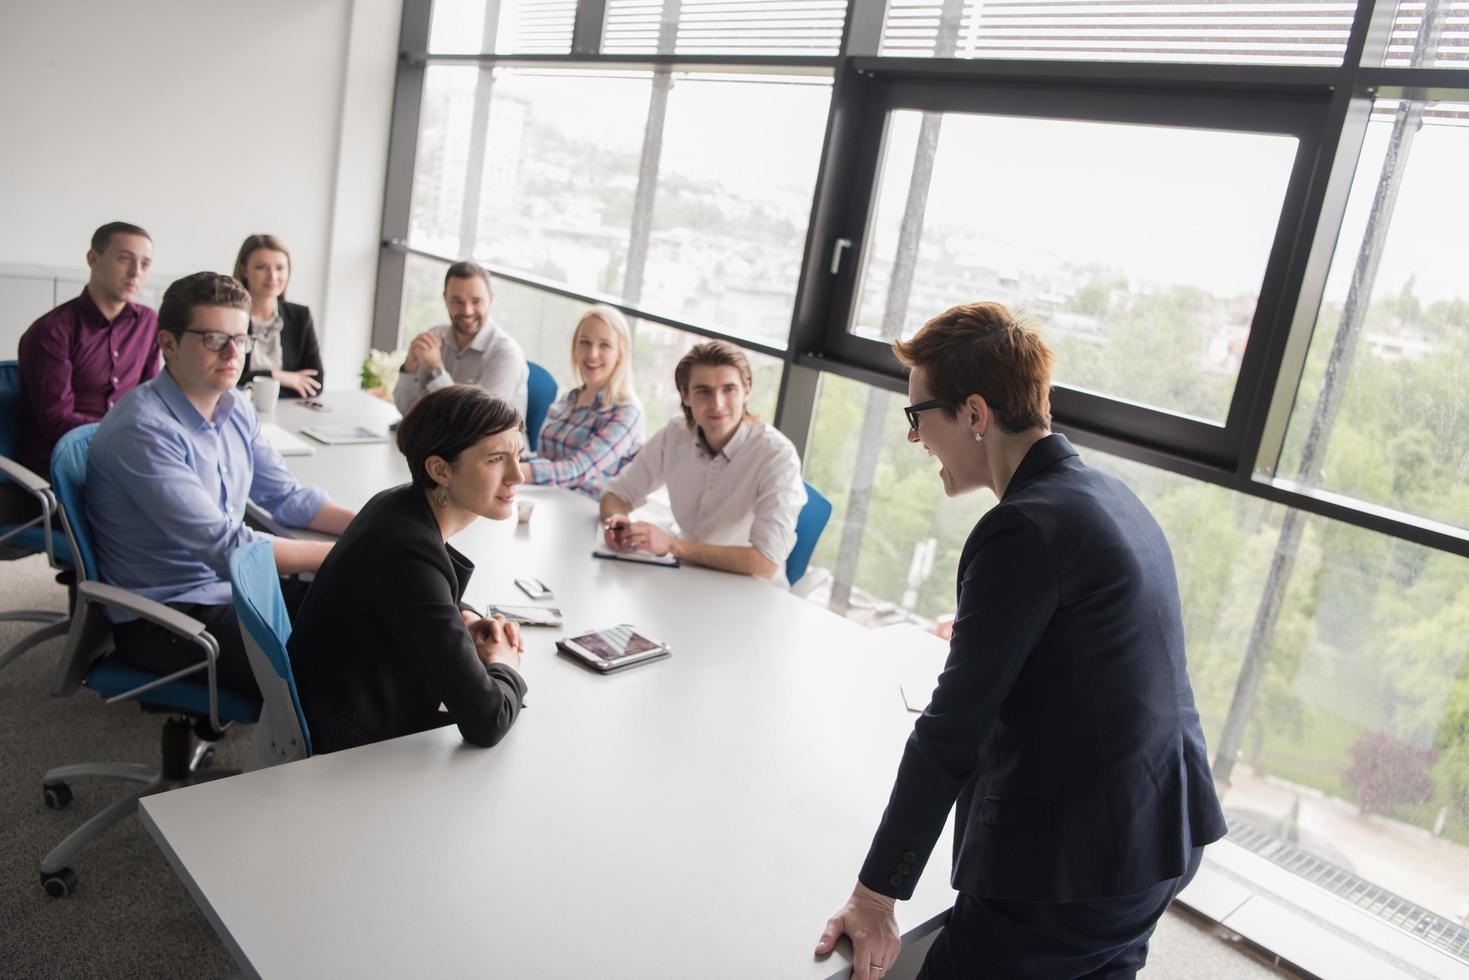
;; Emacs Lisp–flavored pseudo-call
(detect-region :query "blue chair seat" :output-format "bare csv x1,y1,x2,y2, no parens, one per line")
0,524,74,566
85,664,261,725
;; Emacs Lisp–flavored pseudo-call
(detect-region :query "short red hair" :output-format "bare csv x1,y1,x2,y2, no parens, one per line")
892,302,1053,433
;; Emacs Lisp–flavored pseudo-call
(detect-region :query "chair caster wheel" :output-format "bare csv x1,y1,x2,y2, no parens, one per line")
43,782,73,809
41,867,78,898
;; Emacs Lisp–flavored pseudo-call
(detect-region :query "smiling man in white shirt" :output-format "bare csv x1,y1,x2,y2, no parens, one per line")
393,261,528,418
600,340,805,583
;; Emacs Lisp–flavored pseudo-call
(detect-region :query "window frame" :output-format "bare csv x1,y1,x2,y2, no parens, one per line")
808,71,1333,470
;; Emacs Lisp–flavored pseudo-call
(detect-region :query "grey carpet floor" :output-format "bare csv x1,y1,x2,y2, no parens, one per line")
0,554,1283,979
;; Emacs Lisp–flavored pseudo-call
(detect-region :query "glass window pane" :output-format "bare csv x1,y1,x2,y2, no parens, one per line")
851,111,1298,422
880,0,1354,66
410,67,830,350
602,0,849,56
1374,0,1469,68
409,66,652,272
398,252,452,351
429,0,576,55
636,73,830,348
410,67,481,255
804,369,1469,954
1276,99,1469,532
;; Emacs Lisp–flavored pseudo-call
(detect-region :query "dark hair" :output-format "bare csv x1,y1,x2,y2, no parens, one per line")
397,385,523,491
443,261,492,293
892,301,1053,433
157,272,252,339
673,340,756,429
91,221,151,255
233,234,291,299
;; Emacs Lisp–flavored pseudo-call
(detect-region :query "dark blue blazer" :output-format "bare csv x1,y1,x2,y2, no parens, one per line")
860,434,1226,903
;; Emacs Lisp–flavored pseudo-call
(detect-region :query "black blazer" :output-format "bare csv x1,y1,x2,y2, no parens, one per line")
860,434,1226,903
289,484,527,754
239,298,324,397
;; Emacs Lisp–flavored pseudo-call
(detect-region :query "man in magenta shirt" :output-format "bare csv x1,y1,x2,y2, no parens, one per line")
16,221,160,476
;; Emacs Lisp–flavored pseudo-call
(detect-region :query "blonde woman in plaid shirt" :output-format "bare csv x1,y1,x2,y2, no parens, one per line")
524,305,644,498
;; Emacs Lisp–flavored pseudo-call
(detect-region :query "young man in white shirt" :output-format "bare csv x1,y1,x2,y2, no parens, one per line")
600,340,805,583
393,261,528,418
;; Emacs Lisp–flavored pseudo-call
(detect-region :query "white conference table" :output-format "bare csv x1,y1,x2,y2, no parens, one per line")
140,391,956,979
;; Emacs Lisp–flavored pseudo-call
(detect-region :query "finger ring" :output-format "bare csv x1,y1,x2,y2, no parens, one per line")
870,967,885,974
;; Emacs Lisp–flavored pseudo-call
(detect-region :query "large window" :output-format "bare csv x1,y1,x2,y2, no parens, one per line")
850,110,1299,423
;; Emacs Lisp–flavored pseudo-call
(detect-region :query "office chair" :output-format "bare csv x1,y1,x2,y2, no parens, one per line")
787,481,833,589
525,361,558,452
230,539,312,767
39,424,259,898
0,360,72,669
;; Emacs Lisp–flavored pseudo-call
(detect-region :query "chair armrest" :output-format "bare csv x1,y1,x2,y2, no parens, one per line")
0,455,51,496
75,581,208,637
54,581,229,733
244,498,289,537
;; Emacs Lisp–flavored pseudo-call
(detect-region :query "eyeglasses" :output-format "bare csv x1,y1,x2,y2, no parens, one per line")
182,328,255,353
903,398,955,431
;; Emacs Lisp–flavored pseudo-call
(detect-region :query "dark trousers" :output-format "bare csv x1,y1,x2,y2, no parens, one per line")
112,578,311,700
917,846,1206,980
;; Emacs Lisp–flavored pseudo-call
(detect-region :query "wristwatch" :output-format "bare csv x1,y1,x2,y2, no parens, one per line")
428,366,445,382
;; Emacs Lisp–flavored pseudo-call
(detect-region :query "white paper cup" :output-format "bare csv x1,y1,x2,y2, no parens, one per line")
517,500,535,524
251,377,281,418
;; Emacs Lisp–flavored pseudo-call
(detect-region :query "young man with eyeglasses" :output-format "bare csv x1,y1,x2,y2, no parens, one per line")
86,272,355,699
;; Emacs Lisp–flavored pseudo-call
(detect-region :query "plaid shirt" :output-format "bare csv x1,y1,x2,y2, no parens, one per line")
526,388,644,498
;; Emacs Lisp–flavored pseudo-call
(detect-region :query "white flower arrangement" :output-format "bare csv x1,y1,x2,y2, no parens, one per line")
360,348,407,398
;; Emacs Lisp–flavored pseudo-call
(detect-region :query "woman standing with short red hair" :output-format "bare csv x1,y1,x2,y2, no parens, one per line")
818,302,1226,980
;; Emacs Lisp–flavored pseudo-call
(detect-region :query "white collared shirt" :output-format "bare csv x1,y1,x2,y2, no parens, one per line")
393,319,529,418
605,416,806,582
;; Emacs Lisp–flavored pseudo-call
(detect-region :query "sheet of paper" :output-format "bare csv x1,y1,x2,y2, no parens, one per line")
260,422,315,457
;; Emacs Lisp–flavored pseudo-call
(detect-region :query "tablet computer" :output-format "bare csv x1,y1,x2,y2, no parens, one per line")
557,625,670,674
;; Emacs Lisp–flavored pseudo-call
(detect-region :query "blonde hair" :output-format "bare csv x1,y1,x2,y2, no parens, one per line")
573,305,637,406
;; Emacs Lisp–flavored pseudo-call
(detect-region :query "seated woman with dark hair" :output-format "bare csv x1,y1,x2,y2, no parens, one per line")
289,385,529,754
234,233,324,398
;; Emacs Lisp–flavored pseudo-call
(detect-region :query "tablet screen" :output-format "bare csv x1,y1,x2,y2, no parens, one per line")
570,626,660,662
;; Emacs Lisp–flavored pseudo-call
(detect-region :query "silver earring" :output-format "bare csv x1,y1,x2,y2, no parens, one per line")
973,432,984,443
434,486,449,508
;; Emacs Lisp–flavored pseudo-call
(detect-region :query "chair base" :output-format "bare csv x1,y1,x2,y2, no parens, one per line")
38,715,240,894
0,618,69,670
0,609,66,624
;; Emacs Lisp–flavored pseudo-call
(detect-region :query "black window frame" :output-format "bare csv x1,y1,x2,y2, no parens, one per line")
799,67,1334,471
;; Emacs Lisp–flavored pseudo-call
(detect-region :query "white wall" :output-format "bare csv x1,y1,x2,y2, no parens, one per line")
0,0,403,386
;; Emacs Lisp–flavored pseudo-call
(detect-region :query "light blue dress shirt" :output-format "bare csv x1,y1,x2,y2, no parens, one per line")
86,368,328,618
